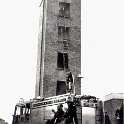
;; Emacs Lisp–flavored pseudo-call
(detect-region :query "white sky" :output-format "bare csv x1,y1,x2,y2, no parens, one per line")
81,0,124,98
0,0,124,123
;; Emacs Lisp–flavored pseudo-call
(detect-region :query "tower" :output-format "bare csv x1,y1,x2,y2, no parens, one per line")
35,0,81,98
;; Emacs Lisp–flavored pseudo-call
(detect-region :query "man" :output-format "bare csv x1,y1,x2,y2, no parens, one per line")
105,112,110,124
65,100,78,124
51,104,65,124
66,72,74,93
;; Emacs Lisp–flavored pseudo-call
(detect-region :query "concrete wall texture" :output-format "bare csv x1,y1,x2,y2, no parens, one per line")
35,0,81,98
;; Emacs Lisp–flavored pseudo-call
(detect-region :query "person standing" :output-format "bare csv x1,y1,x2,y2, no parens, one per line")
65,100,78,124
105,112,111,124
66,72,74,93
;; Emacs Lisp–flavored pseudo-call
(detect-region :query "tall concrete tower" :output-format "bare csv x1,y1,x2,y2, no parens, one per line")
35,0,81,98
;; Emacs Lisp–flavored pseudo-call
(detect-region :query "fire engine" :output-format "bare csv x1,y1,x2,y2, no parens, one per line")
12,93,104,124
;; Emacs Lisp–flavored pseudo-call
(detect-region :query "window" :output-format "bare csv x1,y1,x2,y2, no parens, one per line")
59,2,70,17
64,53,68,68
58,26,70,41
57,52,64,69
56,81,66,95
57,52,68,69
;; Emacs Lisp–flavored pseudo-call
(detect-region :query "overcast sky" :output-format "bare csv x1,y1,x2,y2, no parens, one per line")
0,0,124,123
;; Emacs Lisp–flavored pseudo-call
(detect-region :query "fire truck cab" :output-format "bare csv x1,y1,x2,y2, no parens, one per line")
12,101,31,124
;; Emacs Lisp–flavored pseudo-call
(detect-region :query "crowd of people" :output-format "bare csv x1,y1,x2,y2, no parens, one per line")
46,100,78,124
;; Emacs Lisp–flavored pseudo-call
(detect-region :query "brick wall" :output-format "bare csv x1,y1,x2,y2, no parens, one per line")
35,0,81,98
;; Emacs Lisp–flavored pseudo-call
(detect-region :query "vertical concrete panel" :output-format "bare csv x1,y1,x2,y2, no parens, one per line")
82,107,95,124
96,101,104,124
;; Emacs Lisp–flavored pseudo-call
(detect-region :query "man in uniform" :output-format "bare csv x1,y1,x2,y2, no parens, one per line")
66,72,74,93
65,99,78,124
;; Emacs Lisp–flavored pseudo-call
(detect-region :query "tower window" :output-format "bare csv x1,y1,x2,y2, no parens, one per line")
64,53,68,69
57,52,68,69
56,81,66,95
59,2,70,17
58,26,70,41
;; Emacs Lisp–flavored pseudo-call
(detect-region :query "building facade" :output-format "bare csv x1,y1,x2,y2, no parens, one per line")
35,0,81,98
0,118,8,124
104,93,124,124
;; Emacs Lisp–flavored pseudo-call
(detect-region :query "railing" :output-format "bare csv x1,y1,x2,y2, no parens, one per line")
57,39,69,50
57,16,71,27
